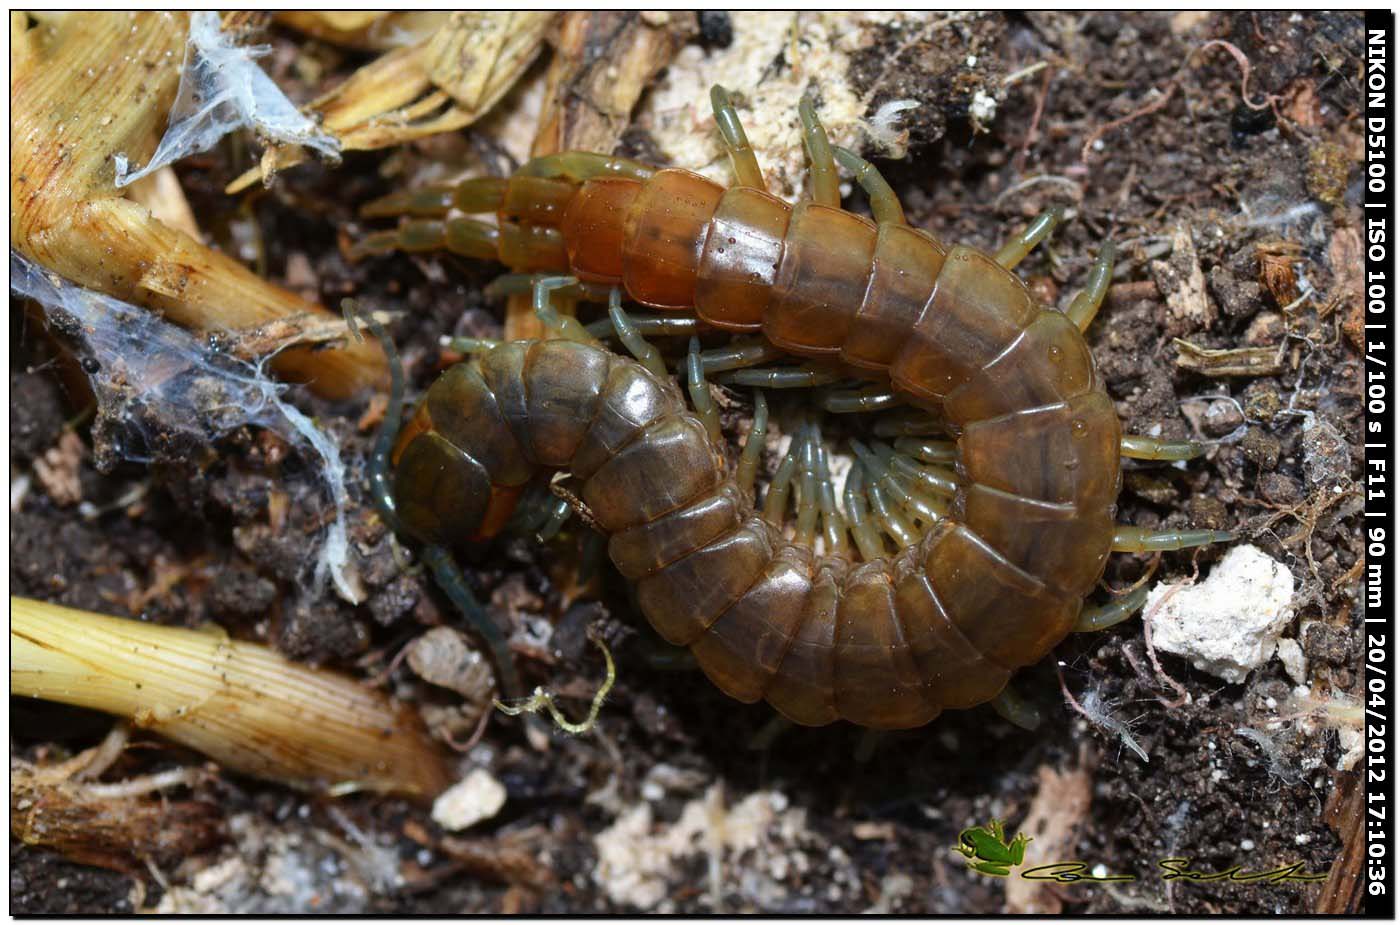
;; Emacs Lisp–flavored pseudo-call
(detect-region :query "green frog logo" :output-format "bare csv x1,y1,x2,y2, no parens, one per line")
952,819,1031,877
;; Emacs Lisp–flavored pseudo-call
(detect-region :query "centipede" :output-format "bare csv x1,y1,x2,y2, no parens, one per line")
357,86,1232,731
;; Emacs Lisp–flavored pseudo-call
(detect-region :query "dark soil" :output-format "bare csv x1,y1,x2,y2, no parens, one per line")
11,11,1364,914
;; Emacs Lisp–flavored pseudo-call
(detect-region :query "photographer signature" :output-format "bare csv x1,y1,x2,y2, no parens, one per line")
953,821,1327,884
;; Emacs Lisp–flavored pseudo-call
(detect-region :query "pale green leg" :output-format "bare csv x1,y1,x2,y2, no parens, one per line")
798,94,840,207
737,391,769,496
762,435,803,525
824,387,902,414
991,684,1043,730
1066,242,1117,331
719,366,842,388
608,290,669,379
1112,525,1235,553
795,425,821,547
710,85,766,190
843,463,886,561
1074,585,1149,632
832,146,906,224
1120,432,1203,461
892,437,957,465
686,336,722,444
994,206,1064,270
815,443,850,558
532,275,597,344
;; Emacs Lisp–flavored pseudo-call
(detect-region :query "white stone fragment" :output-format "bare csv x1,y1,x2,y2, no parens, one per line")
1146,544,1295,683
431,768,507,832
1275,637,1308,686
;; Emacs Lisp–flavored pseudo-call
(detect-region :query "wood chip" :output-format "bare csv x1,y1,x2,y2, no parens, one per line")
1174,338,1284,377
1004,760,1094,914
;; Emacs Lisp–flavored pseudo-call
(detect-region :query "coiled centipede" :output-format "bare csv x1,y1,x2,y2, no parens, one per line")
359,87,1231,730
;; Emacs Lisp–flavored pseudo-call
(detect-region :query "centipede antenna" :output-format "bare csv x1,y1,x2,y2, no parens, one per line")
815,442,850,558
823,386,902,414
831,146,906,225
990,684,1043,730
737,391,769,496
422,545,528,707
1065,241,1117,331
710,85,767,191
892,437,958,465
1111,525,1235,553
609,290,669,378
718,365,842,389
686,336,723,443
763,435,802,525
353,217,500,261
1074,585,1150,632
994,205,1065,270
1120,433,1204,461
342,299,403,532
442,336,503,354
795,425,821,546
536,496,574,542
698,338,786,374
843,462,886,561
798,93,841,208
585,313,705,340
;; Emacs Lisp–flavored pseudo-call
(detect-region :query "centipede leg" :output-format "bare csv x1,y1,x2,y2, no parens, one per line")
863,464,919,547
993,205,1065,270
697,338,787,374
345,299,534,719
530,275,597,343
710,85,767,190
488,273,614,304
607,290,669,378
718,366,842,388
763,435,803,525
536,495,574,541
517,151,656,183
843,462,886,560
1111,525,1235,553
858,441,947,524
736,391,768,496
815,442,851,558
872,411,947,437
361,177,510,219
1065,241,1117,331
585,313,706,341
1074,585,1149,632
798,93,841,207
892,437,958,465
832,146,906,225
348,217,502,262
795,425,822,546
1120,433,1205,461
686,336,723,443
823,386,902,414
990,684,1044,730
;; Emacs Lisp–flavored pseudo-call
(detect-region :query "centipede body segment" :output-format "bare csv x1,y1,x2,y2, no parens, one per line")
366,86,1228,730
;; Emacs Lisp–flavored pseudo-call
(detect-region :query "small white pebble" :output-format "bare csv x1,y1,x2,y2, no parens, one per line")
1241,839,1255,851
966,55,978,67
1266,696,1278,709
1092,863,1109,879
431,768,507,831
641,780,665,802
1295,833,1311,845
